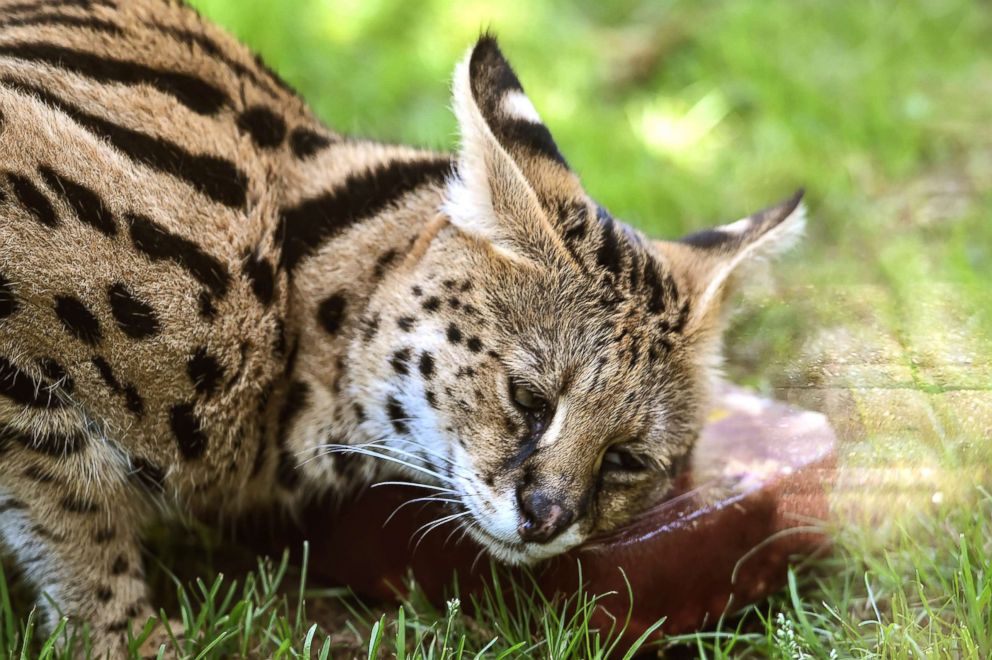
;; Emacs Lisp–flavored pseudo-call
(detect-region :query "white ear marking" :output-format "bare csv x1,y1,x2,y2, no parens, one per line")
502,90,542,123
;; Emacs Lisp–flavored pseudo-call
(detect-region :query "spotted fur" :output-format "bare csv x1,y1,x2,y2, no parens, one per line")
0,4,805,656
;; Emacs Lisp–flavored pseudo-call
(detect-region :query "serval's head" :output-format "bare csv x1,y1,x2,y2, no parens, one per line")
351,36,805,564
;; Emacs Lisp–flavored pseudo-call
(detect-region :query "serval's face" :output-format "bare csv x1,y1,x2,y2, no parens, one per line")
349,36,806,564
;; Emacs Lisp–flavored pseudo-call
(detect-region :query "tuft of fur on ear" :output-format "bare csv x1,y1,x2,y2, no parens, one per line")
442,36,578,263
654,189,807,335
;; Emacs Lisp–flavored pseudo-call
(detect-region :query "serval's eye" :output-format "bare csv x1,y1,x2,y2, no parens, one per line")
510,380,546,413
602,445,650,473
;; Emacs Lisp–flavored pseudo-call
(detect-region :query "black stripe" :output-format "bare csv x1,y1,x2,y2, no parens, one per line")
6,172,58,227
0,42,228,115
0,77,247,208
126,213,230,298
0,13,122,36
39,165,116,237
596,210,622,275
146,21,284,98
170,402,207,460
0,357,62,408
642,260,666,315
186,346,224,396
91,356,122,391
277,157,453,272
242,252,275,306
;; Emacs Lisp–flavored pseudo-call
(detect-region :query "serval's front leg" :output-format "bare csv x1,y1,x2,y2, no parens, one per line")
0,420,175,658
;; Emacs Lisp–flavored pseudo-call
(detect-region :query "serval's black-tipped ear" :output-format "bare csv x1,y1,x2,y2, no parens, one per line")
652,189,807,336
443,35,578,264
466,35,569,171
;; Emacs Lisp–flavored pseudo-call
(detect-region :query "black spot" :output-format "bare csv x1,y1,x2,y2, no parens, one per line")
460,281,473,292
442,279,456,290
642,261,666,315
0,42,227,115
422,296,441,312
277,157,454,272
411,285,423,297
289,127,333,158
397,316,416,331
54,295,101,345
317,293,347,335
374,249,400,280
170,403,207,460
596,209,623,275
425,390,438,409
126,213,230,297
390,348,411,375
446,323,463,344
1,77,246,207
7,172,58,227
0,357,62,408
448,297,461,310
93,527,115,544
0,273,18,319
352,402,366,422
39,165,116,236
95,586,113,603
237,106,287,148
242,252,275,306
466,337,483,353
418,352,435,380
130,457,165,494
187,346,224,396
107,283,160,339
198,291,217,321
111,555,128,575
60,494,98,514
386,396,409,435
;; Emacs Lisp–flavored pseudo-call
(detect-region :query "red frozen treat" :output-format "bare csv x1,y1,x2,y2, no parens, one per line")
302,385,836,648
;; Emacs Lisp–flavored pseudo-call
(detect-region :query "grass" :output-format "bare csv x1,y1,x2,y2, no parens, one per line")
3,0,991,657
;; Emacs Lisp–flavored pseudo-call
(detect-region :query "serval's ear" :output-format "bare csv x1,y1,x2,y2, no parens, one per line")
442,35,579,263
653,190,806,337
